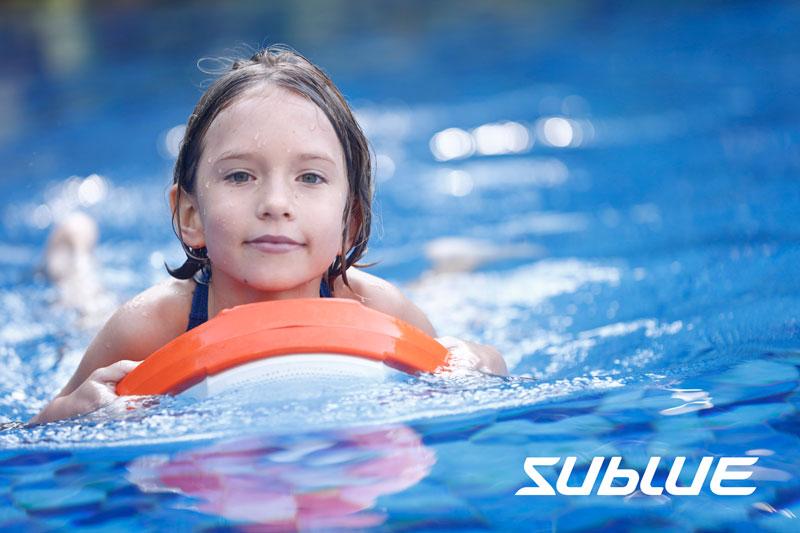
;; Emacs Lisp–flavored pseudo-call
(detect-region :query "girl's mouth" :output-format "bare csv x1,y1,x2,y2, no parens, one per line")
246,234,304,254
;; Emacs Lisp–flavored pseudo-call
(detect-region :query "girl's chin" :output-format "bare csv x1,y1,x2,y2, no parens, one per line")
209,268,325,296
236,278,323,297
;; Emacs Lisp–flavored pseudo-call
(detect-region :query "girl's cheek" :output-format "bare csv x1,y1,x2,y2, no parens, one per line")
209,215,231,234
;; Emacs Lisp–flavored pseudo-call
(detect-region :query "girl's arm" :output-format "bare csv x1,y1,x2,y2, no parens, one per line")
339,269,509,376
30,282,190,424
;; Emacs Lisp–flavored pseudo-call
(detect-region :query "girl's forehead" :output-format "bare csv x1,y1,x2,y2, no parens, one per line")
216,86,330,131
202,85,342,158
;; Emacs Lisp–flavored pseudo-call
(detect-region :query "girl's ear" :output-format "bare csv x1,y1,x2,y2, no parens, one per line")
168,184,205,249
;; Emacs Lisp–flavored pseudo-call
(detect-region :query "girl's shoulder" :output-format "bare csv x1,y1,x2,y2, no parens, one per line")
59,278,196,397
92,277,195,363
333,268,437,336
111,278,195,348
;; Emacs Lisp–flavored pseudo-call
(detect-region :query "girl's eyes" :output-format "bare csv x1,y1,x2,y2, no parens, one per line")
298,173,326,185
222,172,326,185
224,171,254,184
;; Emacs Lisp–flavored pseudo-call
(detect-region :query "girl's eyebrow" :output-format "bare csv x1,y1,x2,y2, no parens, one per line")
213,151,337,165
296,152,337,165
214,151,253,163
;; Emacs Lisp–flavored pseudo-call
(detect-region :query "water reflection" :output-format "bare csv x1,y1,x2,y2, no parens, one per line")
158,125,186,160
430,115,594,161
535,116,595,148
430,121,533,161
430,127,474,161
128,424,435,528
472,121,530,156
659,388,714,416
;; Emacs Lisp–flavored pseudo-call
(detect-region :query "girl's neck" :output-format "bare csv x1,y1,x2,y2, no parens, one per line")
206,272,323,319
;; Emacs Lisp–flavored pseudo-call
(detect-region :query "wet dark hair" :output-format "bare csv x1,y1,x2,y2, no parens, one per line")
167,45,373,293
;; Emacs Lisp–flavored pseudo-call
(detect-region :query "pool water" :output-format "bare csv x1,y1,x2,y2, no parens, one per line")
1,1,799,530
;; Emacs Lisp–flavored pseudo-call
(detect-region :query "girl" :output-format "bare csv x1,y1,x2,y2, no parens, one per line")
32,46,507,425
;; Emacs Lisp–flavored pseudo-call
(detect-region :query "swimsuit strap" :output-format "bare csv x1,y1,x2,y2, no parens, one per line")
186,268,210,331
320,276,333,298
186,271,333,331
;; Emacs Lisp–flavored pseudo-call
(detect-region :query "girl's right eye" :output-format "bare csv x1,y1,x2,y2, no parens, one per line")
224,171,254,184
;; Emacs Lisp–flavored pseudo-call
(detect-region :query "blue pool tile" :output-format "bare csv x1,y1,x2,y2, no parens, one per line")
69,517,144,533
430,441,530,499
709,360,800,407
71,504,141,527
12,486,106,512
0,457,65,485
0,517,49,533
0,505,27,524
756,499,800,532
412,410,499,443
650,415,715,455
522,439,620,465
554,504,631,532
470,415,615,443
63,473,131,494
0,451,71,468
598,387,646,410
380,480,482,527
702,403,795,430
479,496,558,532
712,361,799,388
668,491,765,531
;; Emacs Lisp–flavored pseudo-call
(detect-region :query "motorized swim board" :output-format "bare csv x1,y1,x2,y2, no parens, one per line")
116,298,449,399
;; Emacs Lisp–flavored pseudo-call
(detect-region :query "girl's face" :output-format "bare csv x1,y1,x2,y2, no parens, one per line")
180,85,350,299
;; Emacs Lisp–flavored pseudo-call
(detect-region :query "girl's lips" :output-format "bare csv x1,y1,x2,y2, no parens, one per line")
246,241,304,254
246,234,304,254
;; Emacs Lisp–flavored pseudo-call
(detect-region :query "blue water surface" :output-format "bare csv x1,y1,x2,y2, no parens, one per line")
0,1,798,531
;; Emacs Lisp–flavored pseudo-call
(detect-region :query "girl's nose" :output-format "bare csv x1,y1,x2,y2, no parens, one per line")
256,179,295,220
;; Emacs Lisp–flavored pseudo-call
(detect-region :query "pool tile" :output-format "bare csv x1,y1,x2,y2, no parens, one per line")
0,505,27,524
669,491,764,530
380,480,482,527
598,387,646,411
701,403,795,430
479,493,559,531
523,438,620,463
470,415,614,443
12,486,106,512
430,441,530,498
756,499,800,532
711,360,799,387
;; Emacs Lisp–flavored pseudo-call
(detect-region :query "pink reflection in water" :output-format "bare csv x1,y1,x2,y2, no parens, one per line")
128,425,435,529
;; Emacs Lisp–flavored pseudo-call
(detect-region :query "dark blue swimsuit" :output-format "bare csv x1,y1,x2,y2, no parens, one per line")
186,268,333,331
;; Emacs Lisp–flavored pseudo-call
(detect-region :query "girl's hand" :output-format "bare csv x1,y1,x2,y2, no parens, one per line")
30,360,140,424
436,336,509,376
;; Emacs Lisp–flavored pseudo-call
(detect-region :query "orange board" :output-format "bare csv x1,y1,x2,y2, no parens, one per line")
117,298,449,396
